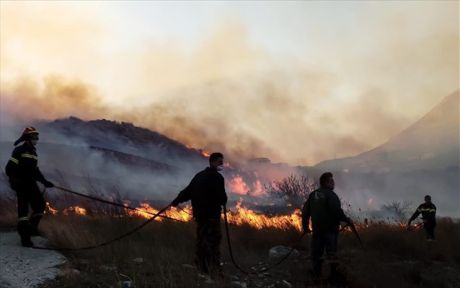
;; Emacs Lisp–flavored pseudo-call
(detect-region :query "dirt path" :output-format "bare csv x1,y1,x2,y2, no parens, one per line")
0,232,67,288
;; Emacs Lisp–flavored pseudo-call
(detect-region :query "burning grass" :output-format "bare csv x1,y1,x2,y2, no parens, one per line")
1,195,459,287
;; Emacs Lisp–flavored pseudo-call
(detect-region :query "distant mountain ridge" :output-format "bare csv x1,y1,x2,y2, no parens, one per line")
310,90,459,217
315,90,459,172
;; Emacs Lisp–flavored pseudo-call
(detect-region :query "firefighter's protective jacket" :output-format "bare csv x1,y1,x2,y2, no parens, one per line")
172,167,227,221
409,203,436,224
302,187,349,234
5,142,47,185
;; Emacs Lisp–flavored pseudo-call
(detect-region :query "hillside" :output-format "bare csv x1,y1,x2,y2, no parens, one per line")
311,90,460,216
42,117,205,165
316,90,459,173
0,117,208,200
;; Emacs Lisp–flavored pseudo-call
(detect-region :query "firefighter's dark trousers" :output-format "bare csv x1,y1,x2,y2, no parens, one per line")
13,181,45,238
311,232,339,277
424,222,436,240
195,218,222,275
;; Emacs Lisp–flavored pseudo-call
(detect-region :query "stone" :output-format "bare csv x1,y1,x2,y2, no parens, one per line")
281,280,292,288
268,246,299,261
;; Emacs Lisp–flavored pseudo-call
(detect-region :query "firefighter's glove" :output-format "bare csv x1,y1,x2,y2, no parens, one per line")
43,180,54,188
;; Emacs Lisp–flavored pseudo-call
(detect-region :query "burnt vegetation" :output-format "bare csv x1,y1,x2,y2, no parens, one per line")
265,174,316,209
1,191,460,288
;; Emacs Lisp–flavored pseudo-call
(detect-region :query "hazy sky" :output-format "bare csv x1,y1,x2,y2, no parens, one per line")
1,1,458,164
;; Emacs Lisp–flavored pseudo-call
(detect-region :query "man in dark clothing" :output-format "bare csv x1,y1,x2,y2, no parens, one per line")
408,195,436,240
172,152,227,277
302,172,352,279
5,127,54,247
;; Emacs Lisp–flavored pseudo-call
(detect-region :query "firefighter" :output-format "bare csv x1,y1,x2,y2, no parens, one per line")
5,127,54,247
302,172,352,281
171,152,227,279
408,195,436,241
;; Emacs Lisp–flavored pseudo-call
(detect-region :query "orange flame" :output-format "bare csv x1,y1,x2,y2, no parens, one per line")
127,203,193,222
252,180,265,196
201,150,210,157
44,200,416,234
63,206,87,216
128,203,162,220
183,144,210,158
130,200,302,231
226,200,302,231
228,175,250,195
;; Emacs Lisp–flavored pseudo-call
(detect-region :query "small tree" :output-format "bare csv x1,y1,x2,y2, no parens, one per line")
266,174,316,208
381,201,412,224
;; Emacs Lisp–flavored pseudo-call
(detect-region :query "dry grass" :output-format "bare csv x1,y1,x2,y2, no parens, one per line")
341,218,460,288
1,195,459,288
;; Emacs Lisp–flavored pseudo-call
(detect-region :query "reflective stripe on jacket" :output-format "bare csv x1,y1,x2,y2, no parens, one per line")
5,142,47,184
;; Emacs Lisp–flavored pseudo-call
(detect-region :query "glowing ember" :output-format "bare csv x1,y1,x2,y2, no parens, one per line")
228,175,250,195
63,206,87,216
45,202,58,215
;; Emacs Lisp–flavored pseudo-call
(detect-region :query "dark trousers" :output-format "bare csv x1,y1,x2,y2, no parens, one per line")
13,181,45,237
195,218,222,275
311,232,338,276
424,223,436,240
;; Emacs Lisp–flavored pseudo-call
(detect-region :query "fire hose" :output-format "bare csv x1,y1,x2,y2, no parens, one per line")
32,203,173,251
33,185,363,271
222,206,365,274
223,204,307,275
31,185,182,251
53,186,187,223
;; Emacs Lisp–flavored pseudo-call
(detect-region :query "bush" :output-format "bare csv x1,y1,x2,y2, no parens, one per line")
265,174,316,209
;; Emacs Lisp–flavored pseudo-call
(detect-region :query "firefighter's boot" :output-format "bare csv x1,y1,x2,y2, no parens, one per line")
18,220,33,247
29,214,42,236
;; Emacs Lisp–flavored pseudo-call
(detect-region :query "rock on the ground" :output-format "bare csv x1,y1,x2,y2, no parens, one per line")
0,232,67,288
281,279,292,288
268,245,299,261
